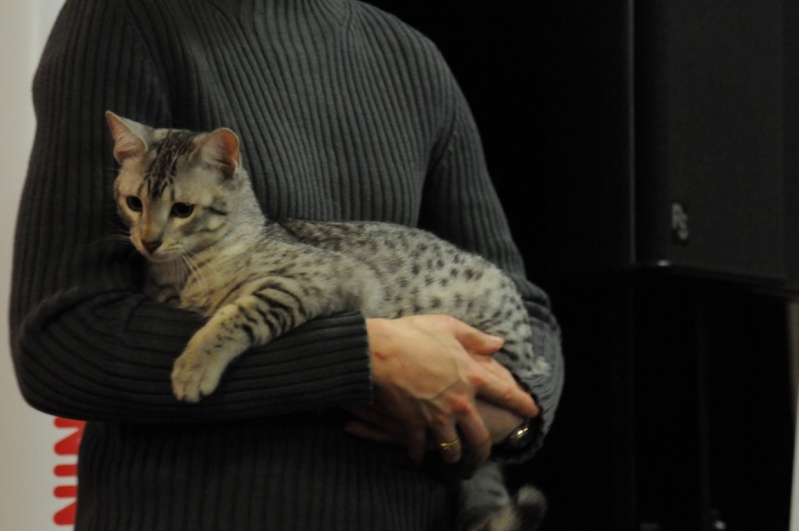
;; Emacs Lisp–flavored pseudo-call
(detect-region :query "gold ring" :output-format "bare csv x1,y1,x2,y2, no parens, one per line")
439,439,460,451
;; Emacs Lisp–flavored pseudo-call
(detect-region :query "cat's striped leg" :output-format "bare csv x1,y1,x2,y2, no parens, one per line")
171,303,256,402
171,288,309,402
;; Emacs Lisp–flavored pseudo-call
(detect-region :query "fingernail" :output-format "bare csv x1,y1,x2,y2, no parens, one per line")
489,336,504,347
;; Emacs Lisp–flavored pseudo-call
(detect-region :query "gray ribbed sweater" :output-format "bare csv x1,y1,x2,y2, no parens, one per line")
9,0,563,529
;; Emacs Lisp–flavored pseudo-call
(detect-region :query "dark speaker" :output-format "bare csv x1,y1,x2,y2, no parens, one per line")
525,0,789,285
634,0,785,282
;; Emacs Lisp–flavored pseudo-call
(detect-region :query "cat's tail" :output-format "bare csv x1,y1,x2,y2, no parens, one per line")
460,485,547,531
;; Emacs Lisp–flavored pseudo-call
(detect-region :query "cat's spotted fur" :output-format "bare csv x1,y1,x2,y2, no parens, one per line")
107,112,548,531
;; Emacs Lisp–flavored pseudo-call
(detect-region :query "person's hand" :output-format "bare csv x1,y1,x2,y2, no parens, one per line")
352,315,538,465
346,397,529,449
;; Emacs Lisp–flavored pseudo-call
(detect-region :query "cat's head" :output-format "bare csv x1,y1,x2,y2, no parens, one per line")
106,112,244,263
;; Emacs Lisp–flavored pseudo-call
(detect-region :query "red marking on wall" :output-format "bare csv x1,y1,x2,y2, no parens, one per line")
53,418,84,526
54,418,84,455
54,464,78,477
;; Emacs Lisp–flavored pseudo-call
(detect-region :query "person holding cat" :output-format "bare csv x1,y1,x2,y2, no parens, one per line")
9,0,564,530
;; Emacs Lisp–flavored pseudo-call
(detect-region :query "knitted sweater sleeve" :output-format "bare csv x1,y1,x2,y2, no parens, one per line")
419,72,564,453
9,0,372,424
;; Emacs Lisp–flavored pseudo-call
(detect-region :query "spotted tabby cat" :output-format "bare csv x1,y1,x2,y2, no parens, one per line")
106,112,548,531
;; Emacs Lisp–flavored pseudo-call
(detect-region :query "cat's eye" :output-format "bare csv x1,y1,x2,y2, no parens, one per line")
171,203,195,218
126,196,143,212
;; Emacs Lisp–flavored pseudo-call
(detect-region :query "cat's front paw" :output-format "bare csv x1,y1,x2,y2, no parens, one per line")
171,343,227,403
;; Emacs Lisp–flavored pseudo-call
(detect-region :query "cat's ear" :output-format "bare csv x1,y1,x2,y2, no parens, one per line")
106,111,151,163
192,128,240,177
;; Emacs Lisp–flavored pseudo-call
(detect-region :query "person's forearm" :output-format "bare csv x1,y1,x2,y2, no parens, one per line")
12,285,373,422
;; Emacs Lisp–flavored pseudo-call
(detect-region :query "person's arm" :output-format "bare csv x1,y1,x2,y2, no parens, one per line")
9,0,373,424
415,67,564,460
346,86,562,464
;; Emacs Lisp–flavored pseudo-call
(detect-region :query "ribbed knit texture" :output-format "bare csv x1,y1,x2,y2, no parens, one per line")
9,0,563,529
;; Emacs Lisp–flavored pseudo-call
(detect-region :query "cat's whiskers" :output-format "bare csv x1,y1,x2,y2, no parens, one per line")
180,251,219,306
91,230,132,246
88,231,140,259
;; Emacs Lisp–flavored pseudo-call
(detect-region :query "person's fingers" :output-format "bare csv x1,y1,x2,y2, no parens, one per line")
470,358,539,419
436,437,462,464
444,316,504,356
430,387,492,464
429,420,462,464
477,381,538,419
474,399,529,445
453,406,492,464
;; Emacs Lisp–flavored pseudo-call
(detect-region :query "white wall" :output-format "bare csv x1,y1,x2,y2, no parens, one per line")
0,1,72,530
791,302,799,531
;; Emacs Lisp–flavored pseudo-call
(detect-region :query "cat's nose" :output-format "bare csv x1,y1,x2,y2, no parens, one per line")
142,240,162,254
